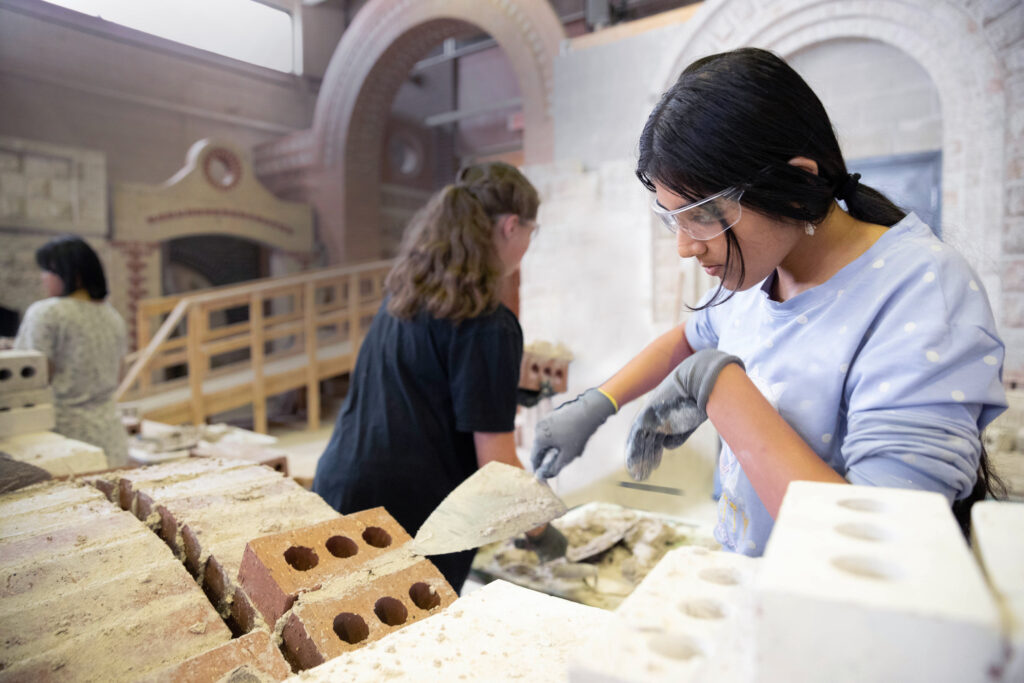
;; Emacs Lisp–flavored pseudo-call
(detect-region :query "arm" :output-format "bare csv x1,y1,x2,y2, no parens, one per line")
707,364,846,518
601,323,695,407
473,431,522,469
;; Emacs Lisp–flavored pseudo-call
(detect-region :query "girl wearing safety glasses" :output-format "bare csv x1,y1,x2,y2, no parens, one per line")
531,48,1006,554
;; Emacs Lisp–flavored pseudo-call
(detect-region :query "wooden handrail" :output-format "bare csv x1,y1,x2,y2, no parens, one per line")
116,298,189,400
116,259,393,431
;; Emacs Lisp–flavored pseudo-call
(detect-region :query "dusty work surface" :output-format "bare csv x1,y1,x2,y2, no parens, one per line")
473,502,716,609
291,579,614,682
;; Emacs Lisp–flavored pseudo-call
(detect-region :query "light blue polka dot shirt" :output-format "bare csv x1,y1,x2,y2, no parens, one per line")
685,213,1007,556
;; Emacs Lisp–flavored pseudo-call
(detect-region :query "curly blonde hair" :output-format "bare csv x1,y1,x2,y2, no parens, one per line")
386,162,539,321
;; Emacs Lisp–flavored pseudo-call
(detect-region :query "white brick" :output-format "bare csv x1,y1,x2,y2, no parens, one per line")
0,431,107,475
0,387,54,412
0,404,55,438
755,482,1004,682
971,501,1024,682
0,350,49,393
570,546,758,683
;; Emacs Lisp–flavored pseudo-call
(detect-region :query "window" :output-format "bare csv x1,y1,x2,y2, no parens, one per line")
42,0,295,73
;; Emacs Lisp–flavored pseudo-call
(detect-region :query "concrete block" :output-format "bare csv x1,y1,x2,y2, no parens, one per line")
755,482,1004,682
298,579,614,681
569,546,758,682
972,501,1024,682
239,507,414,627
141,630,291,682
280,559,457,670
1,431,107,476
0,403,55,437
0,350,48,393
0,387,53,411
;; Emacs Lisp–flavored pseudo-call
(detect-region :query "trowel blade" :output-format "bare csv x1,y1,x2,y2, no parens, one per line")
410,461,567,557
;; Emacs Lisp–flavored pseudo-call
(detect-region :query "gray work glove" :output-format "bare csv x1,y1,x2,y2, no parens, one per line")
531,388,617,479
626,349,744,481
514,524,569,563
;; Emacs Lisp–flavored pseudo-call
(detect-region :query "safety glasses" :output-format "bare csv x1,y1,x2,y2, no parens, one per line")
651,186,745,240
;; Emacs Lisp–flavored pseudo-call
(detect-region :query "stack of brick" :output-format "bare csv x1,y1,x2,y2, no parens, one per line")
0,479,235,680
85,457,339,632
0,349,108,474
237,509,458,669
0,349,54,437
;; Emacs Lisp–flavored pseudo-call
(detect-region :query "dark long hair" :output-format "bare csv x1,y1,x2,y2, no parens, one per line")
637,47,906,308
36,235,108,300
637,47,1004,524
386,161,539,322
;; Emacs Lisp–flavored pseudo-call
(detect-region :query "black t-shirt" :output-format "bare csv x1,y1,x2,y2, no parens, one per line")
313,298,522,580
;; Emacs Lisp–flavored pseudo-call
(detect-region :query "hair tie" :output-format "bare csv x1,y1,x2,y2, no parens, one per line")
835,173,861,201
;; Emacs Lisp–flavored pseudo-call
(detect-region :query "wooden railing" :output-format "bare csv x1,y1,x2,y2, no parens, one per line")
116,260,393,432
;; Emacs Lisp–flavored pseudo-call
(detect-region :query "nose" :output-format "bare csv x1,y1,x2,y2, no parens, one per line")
676,230,706,259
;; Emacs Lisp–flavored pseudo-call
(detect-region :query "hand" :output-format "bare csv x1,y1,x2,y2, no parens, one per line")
514,524,568,563
531,388,616,478
625,349,743,481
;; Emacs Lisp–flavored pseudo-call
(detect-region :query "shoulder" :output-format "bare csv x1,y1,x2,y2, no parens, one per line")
457,304,523,339
21,297,63,323
867,215,990,323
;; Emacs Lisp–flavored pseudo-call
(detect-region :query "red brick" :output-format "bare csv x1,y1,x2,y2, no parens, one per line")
238,507,414,627
191,443,290,476
115,458,250,510
279,559,456,670
0,480,103,518
0,553,226,662
230,586,265,634
0,510,143,566
141,629,291,682
0,598,231,682
1,528,161,600
131,465,283,521
152,476,298,551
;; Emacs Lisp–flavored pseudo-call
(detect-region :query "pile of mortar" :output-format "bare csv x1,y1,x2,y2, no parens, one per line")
472,502,716,609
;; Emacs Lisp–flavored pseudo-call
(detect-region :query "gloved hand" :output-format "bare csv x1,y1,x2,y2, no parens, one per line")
514,524,569,563
626,349,743,481
531,388,617,478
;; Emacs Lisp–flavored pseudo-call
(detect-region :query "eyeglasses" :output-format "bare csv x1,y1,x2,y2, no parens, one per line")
651,186,745,240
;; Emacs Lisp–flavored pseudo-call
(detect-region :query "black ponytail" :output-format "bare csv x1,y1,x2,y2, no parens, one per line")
637,48,907,307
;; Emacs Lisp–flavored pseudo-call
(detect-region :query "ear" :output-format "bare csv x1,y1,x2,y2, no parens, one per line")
788,156,819,176
497,214,518,240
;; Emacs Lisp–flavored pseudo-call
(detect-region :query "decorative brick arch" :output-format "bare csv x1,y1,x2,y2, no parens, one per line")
303,0,564,263
654,0,1020,378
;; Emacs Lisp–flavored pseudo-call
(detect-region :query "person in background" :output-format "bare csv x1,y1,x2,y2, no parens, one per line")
313,162,567,592
15,235,129,467
532,48,1006,554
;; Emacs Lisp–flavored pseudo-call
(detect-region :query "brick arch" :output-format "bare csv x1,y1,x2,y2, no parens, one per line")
654,0,1015,372
309,0,564,263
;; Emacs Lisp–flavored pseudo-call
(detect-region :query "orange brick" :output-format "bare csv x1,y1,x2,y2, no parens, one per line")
238,507,414,627
141,629,291,682
280,559,456,670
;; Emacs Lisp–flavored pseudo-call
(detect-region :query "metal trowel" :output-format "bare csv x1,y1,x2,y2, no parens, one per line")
409,461,567,557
